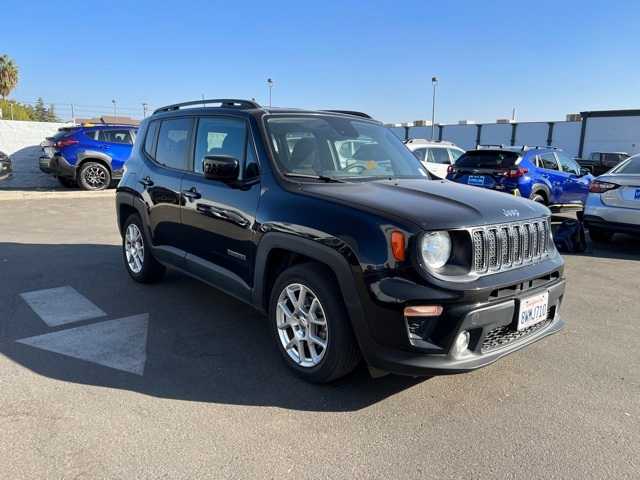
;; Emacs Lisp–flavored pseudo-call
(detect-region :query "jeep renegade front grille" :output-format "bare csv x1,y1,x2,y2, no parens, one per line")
471,219,552,274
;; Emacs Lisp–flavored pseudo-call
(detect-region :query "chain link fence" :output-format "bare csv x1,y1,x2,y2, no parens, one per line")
0,99,157,123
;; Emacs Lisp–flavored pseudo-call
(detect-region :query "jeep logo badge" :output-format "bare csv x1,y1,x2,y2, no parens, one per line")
502,209,520,218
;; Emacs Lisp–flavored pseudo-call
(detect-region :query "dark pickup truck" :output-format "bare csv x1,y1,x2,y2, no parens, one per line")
578,152,630,176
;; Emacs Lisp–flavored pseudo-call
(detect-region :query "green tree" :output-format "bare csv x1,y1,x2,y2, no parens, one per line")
0,54,19,101
33,97,47,121
46,103,59,122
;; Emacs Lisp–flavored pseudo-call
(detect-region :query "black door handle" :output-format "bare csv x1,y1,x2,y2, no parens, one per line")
139,176,154,187
182,187,202,200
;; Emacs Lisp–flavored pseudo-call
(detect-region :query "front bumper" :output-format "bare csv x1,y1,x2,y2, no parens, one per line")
354,257,566,377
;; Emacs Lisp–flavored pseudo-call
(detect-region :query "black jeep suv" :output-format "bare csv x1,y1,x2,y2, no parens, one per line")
116,99,566,383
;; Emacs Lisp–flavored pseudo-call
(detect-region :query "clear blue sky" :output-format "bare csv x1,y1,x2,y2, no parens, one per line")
2,0,638,123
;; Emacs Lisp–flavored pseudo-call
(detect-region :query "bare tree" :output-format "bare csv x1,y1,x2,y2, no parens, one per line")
0,54,19,101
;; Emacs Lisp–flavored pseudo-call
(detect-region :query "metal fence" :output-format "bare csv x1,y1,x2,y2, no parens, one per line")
1,99,157,123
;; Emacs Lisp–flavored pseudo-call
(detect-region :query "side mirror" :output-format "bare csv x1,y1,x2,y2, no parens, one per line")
203,155,239,181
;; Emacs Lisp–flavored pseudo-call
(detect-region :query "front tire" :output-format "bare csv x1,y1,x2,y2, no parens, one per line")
122,214,166,283
531,193,546,205
269,263,361,383
78,161,111,191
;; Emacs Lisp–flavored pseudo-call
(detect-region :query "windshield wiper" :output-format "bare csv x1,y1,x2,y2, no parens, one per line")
283,173,347,183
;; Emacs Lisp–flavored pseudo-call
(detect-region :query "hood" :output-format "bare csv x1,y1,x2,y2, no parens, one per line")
300,179,548,230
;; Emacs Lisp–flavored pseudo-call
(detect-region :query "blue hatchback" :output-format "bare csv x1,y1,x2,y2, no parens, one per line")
40,124,138,190
446,146,593,207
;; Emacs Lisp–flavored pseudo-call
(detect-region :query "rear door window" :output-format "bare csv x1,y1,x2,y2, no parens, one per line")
539,153,559,171
99,129,133,144
456,150,520,169
155,118,193,170
429,148,451,165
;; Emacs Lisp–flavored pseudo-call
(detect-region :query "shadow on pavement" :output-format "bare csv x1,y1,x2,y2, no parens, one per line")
0,242,426,412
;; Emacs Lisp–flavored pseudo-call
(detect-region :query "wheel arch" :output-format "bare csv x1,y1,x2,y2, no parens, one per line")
76,151,113,178
530,183,551,203
254,233,366,342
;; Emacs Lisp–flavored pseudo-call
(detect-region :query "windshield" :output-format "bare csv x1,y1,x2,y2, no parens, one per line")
265,116,429,180
611,155,640,174
456,150,520,169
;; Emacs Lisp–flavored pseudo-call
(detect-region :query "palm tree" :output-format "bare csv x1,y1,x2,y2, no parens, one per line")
0,54,19,101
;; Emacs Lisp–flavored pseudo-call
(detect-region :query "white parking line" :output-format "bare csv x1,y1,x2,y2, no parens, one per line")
17,314,149,375
20,286,106,326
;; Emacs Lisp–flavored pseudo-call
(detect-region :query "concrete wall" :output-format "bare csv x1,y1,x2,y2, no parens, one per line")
0,120,69,155
583,116,640,157
552,121,581,157
441,124,477,150
479,124,512,146
0,120,70,190
515,122,548,147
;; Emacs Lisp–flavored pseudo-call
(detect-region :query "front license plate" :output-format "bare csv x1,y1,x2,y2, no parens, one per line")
517,291,549,331
467,175,485,186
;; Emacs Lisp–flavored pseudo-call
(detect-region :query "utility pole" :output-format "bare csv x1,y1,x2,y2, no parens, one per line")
112,99,117,118
142,103,148,118
431,76,438,140
267,78,274,108
70,104,75,123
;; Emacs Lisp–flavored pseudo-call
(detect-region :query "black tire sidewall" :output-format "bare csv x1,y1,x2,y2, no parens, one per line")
269,263,359,383
122,214,164,283
78,162,111,191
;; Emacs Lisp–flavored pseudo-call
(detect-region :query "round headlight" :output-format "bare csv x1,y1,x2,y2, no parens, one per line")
420,231,452,270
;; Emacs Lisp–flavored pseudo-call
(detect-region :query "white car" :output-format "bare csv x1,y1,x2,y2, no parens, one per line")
584,154,640,242
404,139,464,179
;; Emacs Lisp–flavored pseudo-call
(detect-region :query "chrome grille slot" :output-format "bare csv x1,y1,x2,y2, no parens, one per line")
470,219,553,276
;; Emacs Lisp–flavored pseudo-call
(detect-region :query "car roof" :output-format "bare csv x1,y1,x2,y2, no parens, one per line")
149,99,380,124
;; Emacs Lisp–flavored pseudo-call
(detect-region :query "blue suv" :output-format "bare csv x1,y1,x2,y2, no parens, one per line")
446,146,593,207
40,124,138,190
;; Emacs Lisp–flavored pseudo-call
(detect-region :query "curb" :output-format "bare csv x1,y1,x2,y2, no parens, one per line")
0,189,116,201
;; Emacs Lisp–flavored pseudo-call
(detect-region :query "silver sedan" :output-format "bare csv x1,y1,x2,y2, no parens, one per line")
584,154,640,242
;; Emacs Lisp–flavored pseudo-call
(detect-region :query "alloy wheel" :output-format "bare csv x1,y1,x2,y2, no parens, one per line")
84,165,108,189
125,224,145,274
276,283,328,367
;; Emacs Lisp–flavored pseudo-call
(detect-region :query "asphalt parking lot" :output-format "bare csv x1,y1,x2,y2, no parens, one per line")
0,193,638,479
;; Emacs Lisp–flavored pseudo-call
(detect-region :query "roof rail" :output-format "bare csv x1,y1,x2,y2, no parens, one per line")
320,110,372,119
153,98,261,114
476,144,506,149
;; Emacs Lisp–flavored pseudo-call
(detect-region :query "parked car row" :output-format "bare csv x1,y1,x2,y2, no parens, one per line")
39,123,138,190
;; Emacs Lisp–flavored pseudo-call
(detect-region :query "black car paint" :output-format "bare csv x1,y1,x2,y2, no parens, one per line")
116,107,565,376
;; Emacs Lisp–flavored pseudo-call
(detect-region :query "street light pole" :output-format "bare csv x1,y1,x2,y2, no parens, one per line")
431,76,438,140
267,78,274,108
112,99,117,119
142,103,148,118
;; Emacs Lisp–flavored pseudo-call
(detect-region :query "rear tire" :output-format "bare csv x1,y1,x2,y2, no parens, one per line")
78,161,111,191
269,263,361,383
588,226,613,243
122,214,166,283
